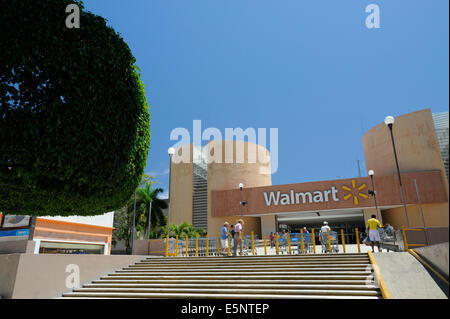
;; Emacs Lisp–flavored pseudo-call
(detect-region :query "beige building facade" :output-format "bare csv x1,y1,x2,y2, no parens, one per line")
168,109,449,243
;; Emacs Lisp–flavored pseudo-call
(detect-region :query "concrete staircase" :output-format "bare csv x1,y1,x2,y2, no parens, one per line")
62,253,381,299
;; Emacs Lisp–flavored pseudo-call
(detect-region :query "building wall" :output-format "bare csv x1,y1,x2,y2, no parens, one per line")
362,108,449,229
34,218,113,254
0,213,114,254
168,144,194,227
207,140,271,238
382,203,449,229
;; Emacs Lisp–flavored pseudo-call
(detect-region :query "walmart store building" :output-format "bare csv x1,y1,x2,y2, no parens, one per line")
169,109,449,244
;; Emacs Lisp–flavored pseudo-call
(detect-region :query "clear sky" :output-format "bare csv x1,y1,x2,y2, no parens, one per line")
84,0,449,197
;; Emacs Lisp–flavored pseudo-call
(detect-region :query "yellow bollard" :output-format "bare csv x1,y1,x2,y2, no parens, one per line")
228,234,231,256
311,228,316,254
195,235,199,257
355,228,361,253
300,229,305,254
165,234,169,257
287,232,291,255
341,229,346,253
251,231,255,256
185,236,189,257
264,234,267,255
276,233,279,255
175,235,179,256
401,226,409,251
217,232,220,256
327,229,332,254
206,234,209,256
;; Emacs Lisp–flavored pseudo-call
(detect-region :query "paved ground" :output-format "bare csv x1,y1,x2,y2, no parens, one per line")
373,252,448,299
251,244,383,255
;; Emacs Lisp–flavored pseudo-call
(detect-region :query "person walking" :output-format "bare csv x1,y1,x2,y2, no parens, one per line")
233,219,244,256
302,227,309,234
269,232,274,248
319,221,331,243
220,222,230,255
230,224,235,250
366,214,383,253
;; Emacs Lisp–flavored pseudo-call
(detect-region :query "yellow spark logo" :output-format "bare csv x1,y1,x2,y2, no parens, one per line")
342,180,368,206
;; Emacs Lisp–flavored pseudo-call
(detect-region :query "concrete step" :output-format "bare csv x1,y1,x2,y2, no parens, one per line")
61,292,380,299
105,270,372,278
93,279,374,285
114,268,372,274
144,254,368,262
82,283,378,290
126,264,371,270
101,274,374,281
60,252,379,299
68,287,380,296
140,256,370,262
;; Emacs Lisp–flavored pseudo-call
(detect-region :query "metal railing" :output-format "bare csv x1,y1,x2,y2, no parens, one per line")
162,226,416,257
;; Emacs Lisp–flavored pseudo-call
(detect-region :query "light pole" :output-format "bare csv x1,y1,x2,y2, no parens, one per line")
238,183,247,216
167,147,175,237
384,115,410,227
131,190,136,254
368,170,380,220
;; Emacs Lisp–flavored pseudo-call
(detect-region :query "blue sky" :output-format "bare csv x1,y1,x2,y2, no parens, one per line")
84,0,449,197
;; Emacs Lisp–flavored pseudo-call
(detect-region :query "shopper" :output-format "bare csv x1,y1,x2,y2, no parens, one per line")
366,214,383,253
233,219,244,256
220,222,230,255
319,221,331,243
269,232,274,248
302,227,309,234
230,224,235,249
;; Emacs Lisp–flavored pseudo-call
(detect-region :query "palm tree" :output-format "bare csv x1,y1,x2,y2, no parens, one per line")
161,222,206,238
135,182,168,239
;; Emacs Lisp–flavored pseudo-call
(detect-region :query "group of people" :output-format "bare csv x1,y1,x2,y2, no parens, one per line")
220,219,244,256
219,215,392,256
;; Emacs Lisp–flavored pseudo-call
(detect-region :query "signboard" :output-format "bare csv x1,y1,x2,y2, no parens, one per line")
1,215,31,228
0,229,30,242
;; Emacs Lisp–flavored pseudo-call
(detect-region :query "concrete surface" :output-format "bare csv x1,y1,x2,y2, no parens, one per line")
373,252,447,299
0,240,35,254
413,242,449,278
0,253,147,299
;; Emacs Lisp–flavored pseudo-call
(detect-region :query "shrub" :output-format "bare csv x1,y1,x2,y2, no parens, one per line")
0,0,150,216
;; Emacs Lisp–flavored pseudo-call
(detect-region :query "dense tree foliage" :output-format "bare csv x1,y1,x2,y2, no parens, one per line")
0,0,150,216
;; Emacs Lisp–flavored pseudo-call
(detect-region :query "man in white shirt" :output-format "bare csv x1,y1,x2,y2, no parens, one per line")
320,221,331,233
319,221,331,243
232,219,244,256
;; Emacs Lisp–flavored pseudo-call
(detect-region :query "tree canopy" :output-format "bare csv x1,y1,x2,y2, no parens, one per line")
0,0,150,216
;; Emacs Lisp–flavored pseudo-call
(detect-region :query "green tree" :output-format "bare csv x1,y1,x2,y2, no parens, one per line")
161,222,206,238
0,0,150,216
134,182,168,239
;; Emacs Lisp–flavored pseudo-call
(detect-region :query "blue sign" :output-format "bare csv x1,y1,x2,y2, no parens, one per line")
0,229,30,241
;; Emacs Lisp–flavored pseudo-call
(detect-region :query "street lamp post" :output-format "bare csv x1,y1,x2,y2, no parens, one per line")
368,170,380,220
131,190,136,254
167,147,175,237
384,116,410,227
238,183,247,216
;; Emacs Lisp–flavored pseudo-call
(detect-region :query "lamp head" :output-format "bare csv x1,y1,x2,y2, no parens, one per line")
384,116,395,126
368,170,374,177
168,147,175,155
239,183,244,190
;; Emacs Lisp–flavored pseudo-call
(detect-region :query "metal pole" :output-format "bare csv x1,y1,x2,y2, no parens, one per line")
414,179,429,245
388,124,410,227
146,200,152,240
131,190,136,254
168,153,173,236
370,175,380,220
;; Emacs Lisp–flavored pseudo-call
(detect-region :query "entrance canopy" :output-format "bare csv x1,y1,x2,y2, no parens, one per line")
211,171,446,218
277,208,364,226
